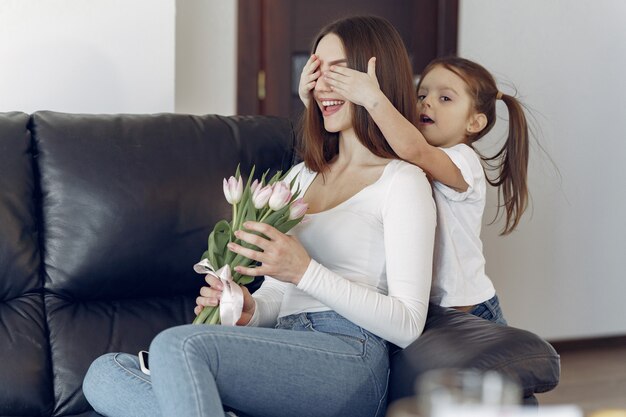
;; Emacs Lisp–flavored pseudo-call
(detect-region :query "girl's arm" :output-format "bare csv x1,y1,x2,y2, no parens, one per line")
325,59,468,192
298,54,321,109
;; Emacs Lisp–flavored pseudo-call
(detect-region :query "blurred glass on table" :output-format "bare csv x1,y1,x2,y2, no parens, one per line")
416,368,521,416
386,368,583,417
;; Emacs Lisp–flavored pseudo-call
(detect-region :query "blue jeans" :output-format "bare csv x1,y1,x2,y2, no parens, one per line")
83,311,390,417
469,294,507,325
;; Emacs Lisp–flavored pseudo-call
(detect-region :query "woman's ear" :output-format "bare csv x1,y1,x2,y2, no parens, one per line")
467,113,487,134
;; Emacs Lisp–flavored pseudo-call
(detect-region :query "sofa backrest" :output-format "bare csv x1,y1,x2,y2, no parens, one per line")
1,111,295,416
0,112,54,415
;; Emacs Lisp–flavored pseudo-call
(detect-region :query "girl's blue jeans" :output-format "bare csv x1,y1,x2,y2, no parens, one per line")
469,294,507,325
83,311,390,417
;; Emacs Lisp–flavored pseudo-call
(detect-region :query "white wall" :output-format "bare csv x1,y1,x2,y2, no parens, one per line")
0,0,236,116
175,0,237,115
459,0,626,340
0,0,175,114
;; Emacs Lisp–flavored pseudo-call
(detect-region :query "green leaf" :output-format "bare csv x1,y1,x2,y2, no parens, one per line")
238,165,256,210
276,217,304,234
273,211,290,228
209,220,232,268
280,166,293,181
260,168,270,186
229,238,262,268
262,205,290,226
289,188,302,203
245,165,256,189
267,170,283,185
244,196,257,222
207,230,219,268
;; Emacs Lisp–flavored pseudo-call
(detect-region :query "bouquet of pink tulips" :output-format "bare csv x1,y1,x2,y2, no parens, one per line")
192,165,307,325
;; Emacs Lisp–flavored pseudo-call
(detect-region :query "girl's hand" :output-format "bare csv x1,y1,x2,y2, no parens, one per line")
228,221,311,285
298,54,321,108
195,273,256,326
325,57,381,108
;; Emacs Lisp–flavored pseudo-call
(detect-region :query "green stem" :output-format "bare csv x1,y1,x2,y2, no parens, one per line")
193,305,216,324
259,208,272,223
207,305,221,324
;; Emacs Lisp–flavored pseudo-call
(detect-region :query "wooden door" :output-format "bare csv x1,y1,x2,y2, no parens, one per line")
237,0,458,120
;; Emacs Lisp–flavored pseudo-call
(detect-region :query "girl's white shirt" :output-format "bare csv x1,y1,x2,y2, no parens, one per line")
247,159,436,348
430,143,496,307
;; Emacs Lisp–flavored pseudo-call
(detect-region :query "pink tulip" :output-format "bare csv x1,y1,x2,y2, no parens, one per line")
288,198,308,220
268,181,291,211
252,184,273,209
223,176,243,205
250,179,259,194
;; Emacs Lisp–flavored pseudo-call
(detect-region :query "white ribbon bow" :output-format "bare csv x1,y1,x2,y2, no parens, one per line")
193,259,244,326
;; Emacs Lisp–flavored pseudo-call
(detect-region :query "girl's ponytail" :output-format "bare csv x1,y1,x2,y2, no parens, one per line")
483,93,529,235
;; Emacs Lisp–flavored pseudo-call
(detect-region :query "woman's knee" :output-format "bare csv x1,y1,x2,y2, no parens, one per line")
83,352,123,411
149,325,188,359
83,352,158,417
149,325,229,377
83,353,115,394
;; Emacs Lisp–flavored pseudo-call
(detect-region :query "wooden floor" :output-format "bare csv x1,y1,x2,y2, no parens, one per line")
537,337,626,415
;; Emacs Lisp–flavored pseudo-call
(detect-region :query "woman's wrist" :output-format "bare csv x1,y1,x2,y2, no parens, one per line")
291,256,313,286
238,298,256,326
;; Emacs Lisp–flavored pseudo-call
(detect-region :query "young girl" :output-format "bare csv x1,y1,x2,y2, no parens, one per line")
299,55,530,325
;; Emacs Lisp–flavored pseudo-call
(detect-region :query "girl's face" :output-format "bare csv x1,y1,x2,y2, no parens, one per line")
313,33,354,134
416,65,483,148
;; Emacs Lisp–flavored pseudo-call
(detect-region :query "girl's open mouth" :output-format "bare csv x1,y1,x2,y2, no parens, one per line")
320,100,345,117
420,114,434,124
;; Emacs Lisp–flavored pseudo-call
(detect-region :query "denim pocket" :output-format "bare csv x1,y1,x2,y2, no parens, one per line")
469,295,507,325
304,312,367,354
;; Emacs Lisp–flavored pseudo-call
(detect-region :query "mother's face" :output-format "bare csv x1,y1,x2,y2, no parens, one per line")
313,33,353,134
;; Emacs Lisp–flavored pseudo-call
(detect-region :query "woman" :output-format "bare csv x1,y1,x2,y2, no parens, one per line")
83,15,436,417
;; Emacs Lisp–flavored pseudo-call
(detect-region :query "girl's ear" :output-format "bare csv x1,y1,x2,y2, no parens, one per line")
467,113,487,134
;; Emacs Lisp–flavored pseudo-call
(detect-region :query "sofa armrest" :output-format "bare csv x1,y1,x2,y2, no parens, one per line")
389,304,560,402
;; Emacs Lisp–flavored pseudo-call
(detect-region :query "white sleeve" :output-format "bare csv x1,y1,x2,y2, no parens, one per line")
246,277,288,328
296,165,436,348
434,145,482,202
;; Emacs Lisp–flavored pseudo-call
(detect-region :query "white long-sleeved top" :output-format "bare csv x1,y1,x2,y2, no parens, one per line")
247,159,436,348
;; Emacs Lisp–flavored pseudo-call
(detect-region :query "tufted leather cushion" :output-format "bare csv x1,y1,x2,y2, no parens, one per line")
0,112,54,415
29,111,294,416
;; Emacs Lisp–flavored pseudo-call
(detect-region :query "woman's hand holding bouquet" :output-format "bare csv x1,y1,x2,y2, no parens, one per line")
193,166,308,325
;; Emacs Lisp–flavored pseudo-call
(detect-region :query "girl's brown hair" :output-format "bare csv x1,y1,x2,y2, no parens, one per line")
419,57,529,235
299,16,418,173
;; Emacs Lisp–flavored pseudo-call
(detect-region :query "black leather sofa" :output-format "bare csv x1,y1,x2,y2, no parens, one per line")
0,111,560,417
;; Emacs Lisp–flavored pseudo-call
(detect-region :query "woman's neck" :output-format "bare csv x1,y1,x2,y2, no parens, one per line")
335,128,388,168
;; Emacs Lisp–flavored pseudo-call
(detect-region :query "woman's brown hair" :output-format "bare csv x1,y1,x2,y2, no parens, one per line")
299,15,418,173
418,57,529,235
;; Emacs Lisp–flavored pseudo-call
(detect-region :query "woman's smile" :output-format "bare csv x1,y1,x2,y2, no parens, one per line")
319,98,346,117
